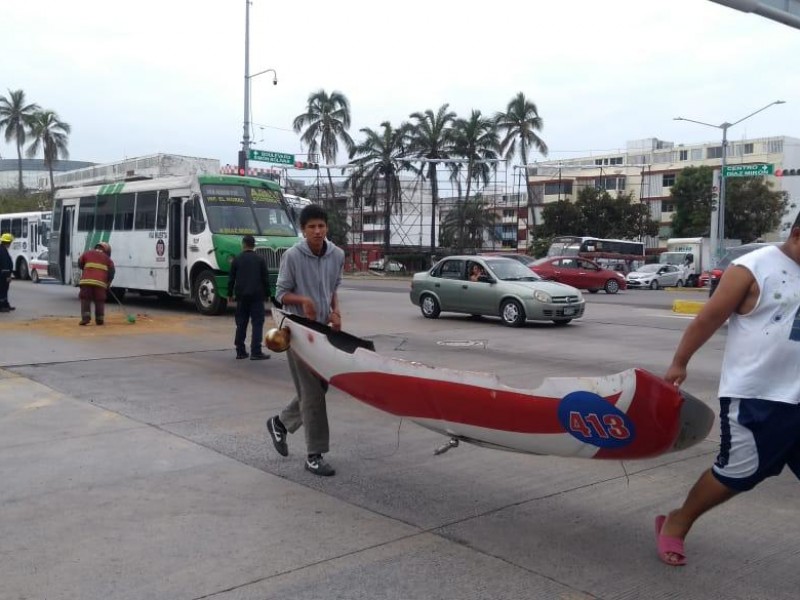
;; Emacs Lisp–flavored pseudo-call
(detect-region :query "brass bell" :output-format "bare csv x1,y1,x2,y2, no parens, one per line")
265,326,291,352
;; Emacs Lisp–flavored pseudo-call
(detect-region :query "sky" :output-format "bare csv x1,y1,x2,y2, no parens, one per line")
2,0,800,172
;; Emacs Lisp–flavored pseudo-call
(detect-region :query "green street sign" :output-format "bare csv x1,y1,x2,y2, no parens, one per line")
249,149,295,165
722,164,774,178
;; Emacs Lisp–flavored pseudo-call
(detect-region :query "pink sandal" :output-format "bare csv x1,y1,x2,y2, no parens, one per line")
655,515,687,566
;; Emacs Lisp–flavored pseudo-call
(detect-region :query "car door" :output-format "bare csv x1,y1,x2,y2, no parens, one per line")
658,265,677,287
464,261,498,314
552,258,581,287
434,259,467,311
577,259,606,290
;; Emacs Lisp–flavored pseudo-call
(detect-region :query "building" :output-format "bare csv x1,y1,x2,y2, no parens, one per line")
527,135,800,244
0,158,95,191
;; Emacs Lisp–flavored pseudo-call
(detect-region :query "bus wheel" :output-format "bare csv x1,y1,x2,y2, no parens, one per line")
193,270,227,315
17,259,29,280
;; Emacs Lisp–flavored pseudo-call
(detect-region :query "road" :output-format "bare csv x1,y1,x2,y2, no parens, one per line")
1,277,796,600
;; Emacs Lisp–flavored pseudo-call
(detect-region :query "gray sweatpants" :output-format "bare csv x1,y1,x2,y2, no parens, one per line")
280,349,330,455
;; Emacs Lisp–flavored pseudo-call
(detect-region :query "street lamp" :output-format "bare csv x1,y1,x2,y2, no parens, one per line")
241,0,278,173
673,99,785,263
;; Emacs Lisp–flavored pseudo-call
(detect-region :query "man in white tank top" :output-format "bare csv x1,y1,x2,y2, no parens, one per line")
656,214,800,566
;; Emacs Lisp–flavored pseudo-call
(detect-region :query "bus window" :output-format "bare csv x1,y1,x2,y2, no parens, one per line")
115,192,135,231
77,197,96,231
156,190,168,230
52,200,62,231
135,191,157,230
96,195,115,230
11,218,22,238
0,219,8,234
22,218,28,238
189,196,206,235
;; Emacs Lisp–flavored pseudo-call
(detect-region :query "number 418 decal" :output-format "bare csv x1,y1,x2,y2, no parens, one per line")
557,391,636,449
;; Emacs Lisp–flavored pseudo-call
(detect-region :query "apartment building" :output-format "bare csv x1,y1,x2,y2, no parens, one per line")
527,135,800,244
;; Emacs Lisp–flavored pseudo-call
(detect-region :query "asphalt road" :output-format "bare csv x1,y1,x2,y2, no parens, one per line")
1,277,796,600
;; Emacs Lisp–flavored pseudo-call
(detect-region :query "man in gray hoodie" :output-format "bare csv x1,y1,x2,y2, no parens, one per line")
267,204,344,476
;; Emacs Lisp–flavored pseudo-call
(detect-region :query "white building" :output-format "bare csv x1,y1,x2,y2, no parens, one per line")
528,135,800,243
0,158,95,191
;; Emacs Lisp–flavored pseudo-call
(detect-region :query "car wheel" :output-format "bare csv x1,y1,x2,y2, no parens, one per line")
420,294,440,319
31,269,40,283
649,280,659,291
500,299,525,327
588,289,599,294
676,279,683,288
605,279,620,294
552,318,572,326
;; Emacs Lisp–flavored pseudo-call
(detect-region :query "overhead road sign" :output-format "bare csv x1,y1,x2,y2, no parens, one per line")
709,0,800,30
249,149,295,165
722,164,774,178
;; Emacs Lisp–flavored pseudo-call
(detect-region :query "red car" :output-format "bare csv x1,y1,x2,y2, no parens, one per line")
531,256,626,294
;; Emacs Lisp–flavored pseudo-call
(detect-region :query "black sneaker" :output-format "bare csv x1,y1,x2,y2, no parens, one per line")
236,350,249,359
250,352,270,361
305,454,335,477
266,416,288,456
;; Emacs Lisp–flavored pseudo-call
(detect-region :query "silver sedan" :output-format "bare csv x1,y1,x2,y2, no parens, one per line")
409,256,585,326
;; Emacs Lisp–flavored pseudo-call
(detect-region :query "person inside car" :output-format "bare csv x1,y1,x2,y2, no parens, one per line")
469,263,485,282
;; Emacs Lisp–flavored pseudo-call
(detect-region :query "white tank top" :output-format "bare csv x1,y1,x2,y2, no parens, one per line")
719,245,800,404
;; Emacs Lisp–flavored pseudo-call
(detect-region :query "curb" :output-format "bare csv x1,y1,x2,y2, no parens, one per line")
672,299,705,315
664,286,708,293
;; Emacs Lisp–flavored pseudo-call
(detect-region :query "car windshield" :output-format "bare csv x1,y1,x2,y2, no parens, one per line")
635,264,661,274
485,259,541,281
718,244,769,269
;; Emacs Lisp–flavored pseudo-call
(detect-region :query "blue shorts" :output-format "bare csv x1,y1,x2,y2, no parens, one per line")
713,397,800,492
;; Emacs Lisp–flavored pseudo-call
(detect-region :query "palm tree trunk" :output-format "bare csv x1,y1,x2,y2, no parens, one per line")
48,161,55,198
326,167,336,208
383,176,392,254
16,139,24,195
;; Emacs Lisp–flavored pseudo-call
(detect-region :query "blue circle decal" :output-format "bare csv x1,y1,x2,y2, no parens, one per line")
557,390,635,449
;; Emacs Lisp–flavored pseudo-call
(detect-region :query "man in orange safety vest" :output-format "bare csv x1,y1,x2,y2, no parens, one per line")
77,242,115,326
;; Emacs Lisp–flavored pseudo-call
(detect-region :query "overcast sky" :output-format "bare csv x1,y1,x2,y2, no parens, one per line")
2,0,799,170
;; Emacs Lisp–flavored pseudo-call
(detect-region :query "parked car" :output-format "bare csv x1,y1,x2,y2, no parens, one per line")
626,264,685,290
698,271,710,287
369,259,405,272
29,250,51,283
410,256,585,326
530,256,626,294
708,242,778,296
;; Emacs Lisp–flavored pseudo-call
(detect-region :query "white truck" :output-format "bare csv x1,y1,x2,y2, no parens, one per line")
658,237,740,287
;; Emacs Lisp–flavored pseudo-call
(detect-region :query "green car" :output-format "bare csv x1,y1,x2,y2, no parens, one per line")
410,256,586,327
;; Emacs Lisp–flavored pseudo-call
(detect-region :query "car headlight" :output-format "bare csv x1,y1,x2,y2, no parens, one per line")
533,290,552,303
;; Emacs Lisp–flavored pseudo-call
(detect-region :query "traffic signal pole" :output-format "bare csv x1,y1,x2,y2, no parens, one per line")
241,0,251,174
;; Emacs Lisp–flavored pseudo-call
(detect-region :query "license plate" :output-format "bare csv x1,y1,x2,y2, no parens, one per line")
563,307,576,316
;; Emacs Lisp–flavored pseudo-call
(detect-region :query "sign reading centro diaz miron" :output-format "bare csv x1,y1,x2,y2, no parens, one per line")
722,164,774,178
248,149,295,165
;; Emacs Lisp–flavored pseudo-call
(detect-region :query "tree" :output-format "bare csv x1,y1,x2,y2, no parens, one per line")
538,199,586,238
724,177,787,243
0,89,41,194
347,122,411,253
452,110,499,205
440,195,498,252
293,90,354,206
26,109,71,196
495,92,548,230
669,166,714,237
408,104,456,252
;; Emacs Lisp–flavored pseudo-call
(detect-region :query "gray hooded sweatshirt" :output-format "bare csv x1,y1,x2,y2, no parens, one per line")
275,238,344,325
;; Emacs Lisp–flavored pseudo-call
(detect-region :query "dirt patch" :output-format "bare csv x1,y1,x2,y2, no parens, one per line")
0,313,193,338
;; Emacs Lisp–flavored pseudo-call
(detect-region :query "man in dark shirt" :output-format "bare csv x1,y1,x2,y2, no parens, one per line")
228,235,270,360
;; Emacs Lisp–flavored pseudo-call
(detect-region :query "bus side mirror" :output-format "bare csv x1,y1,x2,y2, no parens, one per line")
686,253,694,263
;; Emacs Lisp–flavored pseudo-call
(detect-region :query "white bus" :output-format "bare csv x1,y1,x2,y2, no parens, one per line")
49,173,301,314
0,210,52,279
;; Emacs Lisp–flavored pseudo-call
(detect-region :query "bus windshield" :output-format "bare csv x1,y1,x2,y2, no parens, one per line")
201,184,296,236
547,239,580,256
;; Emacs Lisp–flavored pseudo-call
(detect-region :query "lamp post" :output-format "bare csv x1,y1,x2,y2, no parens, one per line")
673,100,785,264
241,0,277,173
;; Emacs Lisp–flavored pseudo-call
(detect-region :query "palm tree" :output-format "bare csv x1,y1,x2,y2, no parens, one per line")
452,110,499,206
347,121,411,253
495,92,548,229
26,110,71,196
440,195,499,252
407,104,457,252
293,90,354,206
0,89,41,194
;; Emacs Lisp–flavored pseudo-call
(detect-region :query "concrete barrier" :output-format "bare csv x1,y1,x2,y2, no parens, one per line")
672,299,705,315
